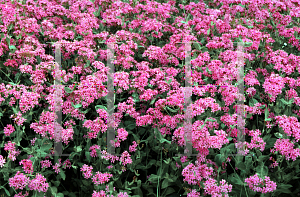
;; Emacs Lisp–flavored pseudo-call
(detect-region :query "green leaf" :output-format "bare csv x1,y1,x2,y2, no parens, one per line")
255,164,268,178
154,128,171,144
229,174,244,186
215,154,224,166
244,42,253,47
259,105,265,109
9,45,16,50
84,60,90,68
59,170,66,181
95,105,107,111
206,67,211,74
51,186,57,195
280,98,289,105
249,98,258,107
166,78,172,84
264,108,269,121
205,118,216,122
288,98,295,105
166,106,179,113
163,158,171,165
150,98,156,105
5,36,10,45
148,174,159,184
78,108,91,114
161,179,169,189
236,162,246,171
181,21,187,24
74,146,82,152
238,3,245,8
193,42,202,50
276,184,293,194
64,87,73,93
274,132,283,138
207,28,210,35
41,143,52,152
56,193,64,197
72,102,82,108
0,186,11,196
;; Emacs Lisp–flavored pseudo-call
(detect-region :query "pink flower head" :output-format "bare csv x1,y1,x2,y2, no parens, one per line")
4,124,15,136
19,159,33,174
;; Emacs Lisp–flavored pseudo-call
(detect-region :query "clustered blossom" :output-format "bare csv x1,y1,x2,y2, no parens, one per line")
0,155,6,168
90,145,101,157
14,191,29,197
117,128,128,141
52,159,62,174
91,171,113,186
245,129,266,152
9,171,30,190
19,159,33,174
4,141,21,161
129,141,138,152
245,174,277,193
10,111,27,126
40,160,52,169
262,73,286,102
28,173,49,193
119,151,133,166
271,138,300,161
4,124,15,136
81,164,93,179
275,115,300,142
203,178,233,197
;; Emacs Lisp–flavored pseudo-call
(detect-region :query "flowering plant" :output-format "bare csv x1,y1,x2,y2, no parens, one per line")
0,0,300,196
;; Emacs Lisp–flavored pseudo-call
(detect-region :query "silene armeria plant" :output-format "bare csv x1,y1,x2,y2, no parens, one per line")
0,0,300,196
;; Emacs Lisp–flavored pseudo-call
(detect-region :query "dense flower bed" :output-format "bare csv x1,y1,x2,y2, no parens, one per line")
0,0,300,196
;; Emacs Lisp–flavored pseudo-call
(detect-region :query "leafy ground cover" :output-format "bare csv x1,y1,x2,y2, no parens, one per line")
0,0,300,196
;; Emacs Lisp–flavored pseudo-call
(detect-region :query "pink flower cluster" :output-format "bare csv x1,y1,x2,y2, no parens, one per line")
271,138,300,161
19,159,33,174
245,174,277,193
245,129,266,152
203,178,233,197
91,171,113,186
81,164,94,179
4,124,15,136
0,155,6,168
27,173,49,193
129,141,138,152
262,73,286,102
275,115,300,142
4,141,21,161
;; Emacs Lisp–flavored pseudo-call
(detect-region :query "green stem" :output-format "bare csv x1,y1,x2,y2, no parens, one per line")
0,69,14,83
228,159,249,197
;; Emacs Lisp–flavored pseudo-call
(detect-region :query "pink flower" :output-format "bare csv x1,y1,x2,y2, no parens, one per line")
40,160,52,169
0,155,6,168
4,124,15,136
9,171,30,190
28,173,49,193
19,159,33,174
245,174,276,193
81,164,93,179
129,141,138,152
91,171,113,186
117,128,128,141
119,151,132,166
